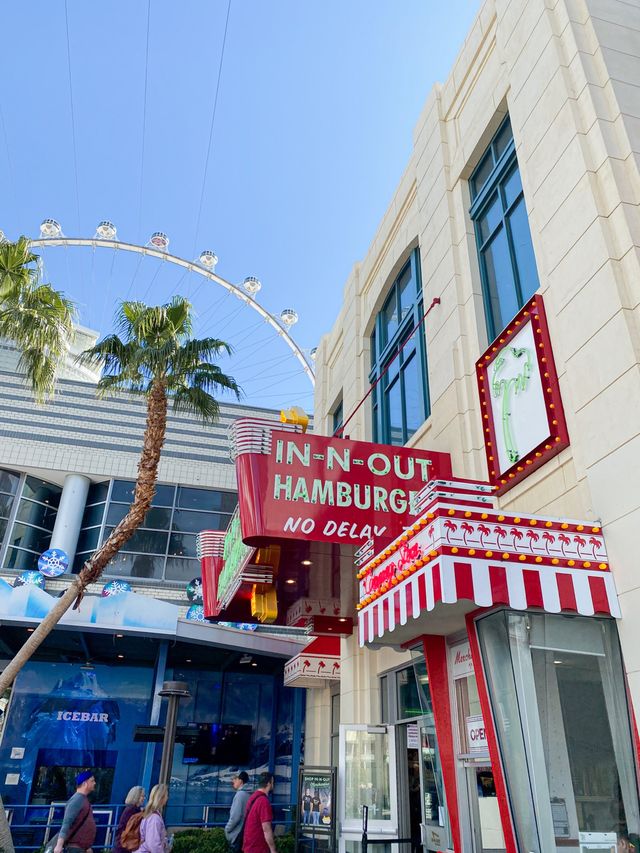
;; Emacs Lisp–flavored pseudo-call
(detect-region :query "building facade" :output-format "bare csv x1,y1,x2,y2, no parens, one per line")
0,346,306,849
309,0,640,850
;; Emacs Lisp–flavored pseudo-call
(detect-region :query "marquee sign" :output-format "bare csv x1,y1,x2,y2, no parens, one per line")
476,295,569,494
230,419,452,549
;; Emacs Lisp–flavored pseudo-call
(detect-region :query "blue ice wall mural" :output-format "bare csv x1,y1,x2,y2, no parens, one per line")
0,578,178,634
0,662,153,806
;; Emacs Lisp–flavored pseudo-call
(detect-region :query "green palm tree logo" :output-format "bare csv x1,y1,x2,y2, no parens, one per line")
491,345,533,464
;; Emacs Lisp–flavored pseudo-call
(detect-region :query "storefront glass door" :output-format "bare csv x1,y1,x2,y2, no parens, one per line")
418,717,451,851
477,611,640,852
450,640,506,853
338,723,398,848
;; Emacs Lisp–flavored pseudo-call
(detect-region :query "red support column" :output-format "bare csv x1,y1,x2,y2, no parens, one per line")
421,634,461,853
465,613,518,853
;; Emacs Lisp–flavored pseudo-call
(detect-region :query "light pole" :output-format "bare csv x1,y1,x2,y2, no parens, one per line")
158,681,191,788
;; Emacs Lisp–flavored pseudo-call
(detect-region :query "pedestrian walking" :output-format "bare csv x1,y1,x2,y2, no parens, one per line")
225,771,250,852
132,784,169,853
53,770,97,853
113,786,145,853
242,771,276,853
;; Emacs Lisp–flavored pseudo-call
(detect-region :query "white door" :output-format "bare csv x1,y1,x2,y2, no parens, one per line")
338,724,398,851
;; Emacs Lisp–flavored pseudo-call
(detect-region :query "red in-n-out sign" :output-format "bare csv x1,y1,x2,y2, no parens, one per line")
232,424,452,548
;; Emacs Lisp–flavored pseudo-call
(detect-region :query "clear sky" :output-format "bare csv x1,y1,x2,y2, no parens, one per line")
1,0,480,411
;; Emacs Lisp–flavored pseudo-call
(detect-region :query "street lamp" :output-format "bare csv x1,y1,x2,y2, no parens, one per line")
157,680,191,788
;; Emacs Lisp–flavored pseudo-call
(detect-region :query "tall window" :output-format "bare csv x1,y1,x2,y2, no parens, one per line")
370,249,429,445
332,398,343,435
470,116,539,341
2,475,60,571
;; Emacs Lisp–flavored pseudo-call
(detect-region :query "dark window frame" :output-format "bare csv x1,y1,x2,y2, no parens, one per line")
369,249,430,445
469,115,539,342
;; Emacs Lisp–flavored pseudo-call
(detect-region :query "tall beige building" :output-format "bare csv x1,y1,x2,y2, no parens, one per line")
309,0,640,850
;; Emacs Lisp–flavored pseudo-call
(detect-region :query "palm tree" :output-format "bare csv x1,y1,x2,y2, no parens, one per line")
0,236,75,400
0,236,74,853
0,296,239,696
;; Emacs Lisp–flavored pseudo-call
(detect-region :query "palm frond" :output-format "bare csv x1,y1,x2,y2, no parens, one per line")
16,347,57,403
171,386,221,423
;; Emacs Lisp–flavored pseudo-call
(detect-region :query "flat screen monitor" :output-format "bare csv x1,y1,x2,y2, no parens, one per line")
182,723,252,765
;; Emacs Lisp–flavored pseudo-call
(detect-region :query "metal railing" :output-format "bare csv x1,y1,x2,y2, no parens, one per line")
7,801,296,852
360,805,420,853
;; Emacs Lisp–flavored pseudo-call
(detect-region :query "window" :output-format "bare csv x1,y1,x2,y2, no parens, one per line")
1,475,61,572
477,611,640,851
332,399,343,435
73,479,238,584
470,116,539,342
370,249,429,445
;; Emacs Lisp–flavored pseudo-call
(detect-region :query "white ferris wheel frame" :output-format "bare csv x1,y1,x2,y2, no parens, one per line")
29,236,315,387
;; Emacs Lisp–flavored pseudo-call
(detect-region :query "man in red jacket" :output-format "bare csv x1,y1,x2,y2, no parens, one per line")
242,772,276,853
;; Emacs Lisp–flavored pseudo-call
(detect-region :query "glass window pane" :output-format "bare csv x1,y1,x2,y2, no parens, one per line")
482,228,520,336
397,263,414,322
177,486,217,511
382,291,398,345
73,551,91,572
401,351,425,439
106,552,163,580
168,533,198,558
471,150,494,199
7,522,52,553
477,612,640,851
103,527,168,554
0,470,19,495
397,667,422,719
503,164,523,208
0,493,15,519
385,377,404,446
144,506,173,529
86,482,109,503
478,193,503,243
82,502,105,527
5,547,39,571
22,477,61,507
15,499,57,531
110,480,175,507
508,196,539,304
110,480,135,503
344,730,392,820
76,527,100,553
164,556,199,582
106,504,128,526
172,510,228,534
0,517,7,543
494,117,513,160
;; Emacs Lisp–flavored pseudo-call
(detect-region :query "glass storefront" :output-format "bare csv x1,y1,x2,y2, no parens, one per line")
73,479,237,583
477,611,640,852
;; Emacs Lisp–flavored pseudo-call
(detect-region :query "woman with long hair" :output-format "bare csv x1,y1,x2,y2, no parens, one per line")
133,784,169,853
113,787,145,853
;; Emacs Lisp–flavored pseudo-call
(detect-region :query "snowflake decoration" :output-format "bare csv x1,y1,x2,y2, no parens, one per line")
38,548,69,578
101,580,133,598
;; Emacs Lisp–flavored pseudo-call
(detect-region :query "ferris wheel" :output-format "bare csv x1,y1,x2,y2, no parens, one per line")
26,218,317,411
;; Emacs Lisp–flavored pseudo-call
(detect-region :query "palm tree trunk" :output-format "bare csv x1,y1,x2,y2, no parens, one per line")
0,794,14,853
0,380,168,697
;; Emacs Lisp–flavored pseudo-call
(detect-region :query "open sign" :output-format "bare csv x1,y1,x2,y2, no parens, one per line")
466,715,488,754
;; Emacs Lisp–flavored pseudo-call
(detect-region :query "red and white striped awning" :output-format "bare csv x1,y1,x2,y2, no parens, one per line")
358,555,621,646
357,479,621,647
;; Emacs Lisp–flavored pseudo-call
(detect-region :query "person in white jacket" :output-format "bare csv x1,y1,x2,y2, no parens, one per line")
225,772,251,852
134,784,169,853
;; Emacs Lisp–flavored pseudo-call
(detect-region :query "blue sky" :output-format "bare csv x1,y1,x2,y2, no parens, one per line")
1,0,480,410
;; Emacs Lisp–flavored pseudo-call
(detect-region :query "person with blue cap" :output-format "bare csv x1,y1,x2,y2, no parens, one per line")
54,770,97,853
